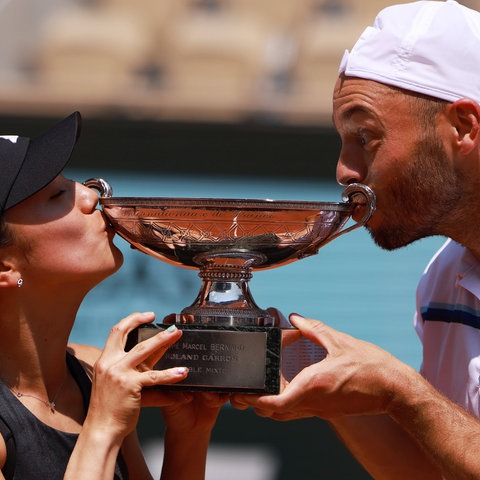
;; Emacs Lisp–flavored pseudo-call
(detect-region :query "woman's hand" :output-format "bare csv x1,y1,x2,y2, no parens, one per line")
87,311,189,441
162,391,229,434
66,312,191,479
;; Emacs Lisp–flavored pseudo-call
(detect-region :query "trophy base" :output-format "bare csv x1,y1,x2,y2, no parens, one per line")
126,323,282,394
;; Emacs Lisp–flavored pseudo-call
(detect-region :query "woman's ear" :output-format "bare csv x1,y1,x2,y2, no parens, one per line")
0,258,20,289
448,98,480,155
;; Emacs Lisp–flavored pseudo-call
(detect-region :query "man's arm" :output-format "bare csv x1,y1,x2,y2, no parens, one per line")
331,415,440,480
231,314,480,480
386,367,480,480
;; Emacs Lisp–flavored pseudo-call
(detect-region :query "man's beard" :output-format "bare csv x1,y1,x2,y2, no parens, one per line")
369,133,461,251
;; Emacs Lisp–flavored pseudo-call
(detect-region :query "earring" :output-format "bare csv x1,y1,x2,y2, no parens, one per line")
17,278,23,288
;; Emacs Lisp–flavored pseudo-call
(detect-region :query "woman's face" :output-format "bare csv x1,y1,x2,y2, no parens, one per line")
4,175,123,289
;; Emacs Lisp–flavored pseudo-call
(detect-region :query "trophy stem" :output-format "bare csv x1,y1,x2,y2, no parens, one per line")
174,251,276,327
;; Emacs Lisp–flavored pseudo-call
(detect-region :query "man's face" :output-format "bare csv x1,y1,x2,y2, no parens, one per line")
332,76,461,250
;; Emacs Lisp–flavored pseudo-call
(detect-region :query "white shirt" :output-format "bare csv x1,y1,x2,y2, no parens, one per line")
415,239,480,415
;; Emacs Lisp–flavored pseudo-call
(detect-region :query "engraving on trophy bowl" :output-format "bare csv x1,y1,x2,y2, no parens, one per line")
84,178,376,393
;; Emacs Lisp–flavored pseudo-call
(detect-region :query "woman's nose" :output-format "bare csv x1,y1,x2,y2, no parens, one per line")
77,182,99,212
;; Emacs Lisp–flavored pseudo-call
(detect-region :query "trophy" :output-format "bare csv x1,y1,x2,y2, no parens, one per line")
85,178,375,394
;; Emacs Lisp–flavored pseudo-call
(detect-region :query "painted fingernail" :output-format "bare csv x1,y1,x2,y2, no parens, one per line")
166,325,177,333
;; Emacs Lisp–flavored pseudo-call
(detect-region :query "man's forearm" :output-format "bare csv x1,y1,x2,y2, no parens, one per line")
386,372,480,480
330,414,441,480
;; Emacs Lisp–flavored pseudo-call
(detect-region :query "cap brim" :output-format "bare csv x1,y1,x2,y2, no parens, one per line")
4,111,81,211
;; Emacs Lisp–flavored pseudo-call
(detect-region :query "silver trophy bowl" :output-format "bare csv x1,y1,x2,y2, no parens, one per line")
85,178,376,328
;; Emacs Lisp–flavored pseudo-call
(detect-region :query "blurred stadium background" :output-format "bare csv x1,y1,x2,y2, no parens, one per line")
8,0,476,179
0,0,405,123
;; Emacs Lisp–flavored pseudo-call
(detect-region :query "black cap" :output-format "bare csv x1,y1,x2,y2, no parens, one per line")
0,111,81,213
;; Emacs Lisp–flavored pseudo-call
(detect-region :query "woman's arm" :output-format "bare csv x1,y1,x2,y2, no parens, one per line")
160,392,227,480
121,430,153,480
65,312,189,480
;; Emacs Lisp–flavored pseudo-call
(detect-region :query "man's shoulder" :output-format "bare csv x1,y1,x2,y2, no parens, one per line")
423,239,467,275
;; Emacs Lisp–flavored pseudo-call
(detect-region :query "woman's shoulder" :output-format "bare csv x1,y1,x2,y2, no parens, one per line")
67,343,102,378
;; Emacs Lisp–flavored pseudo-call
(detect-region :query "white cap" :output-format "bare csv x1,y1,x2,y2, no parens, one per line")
339,0,480,103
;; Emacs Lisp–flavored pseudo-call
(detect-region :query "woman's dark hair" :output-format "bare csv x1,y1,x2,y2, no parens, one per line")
0,214,12,247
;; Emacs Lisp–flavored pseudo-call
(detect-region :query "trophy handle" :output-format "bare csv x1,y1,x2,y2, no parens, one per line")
327,183,376,242
83,178,113,197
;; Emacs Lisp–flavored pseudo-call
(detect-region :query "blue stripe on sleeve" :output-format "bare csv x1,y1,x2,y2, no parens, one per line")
421,304,480,329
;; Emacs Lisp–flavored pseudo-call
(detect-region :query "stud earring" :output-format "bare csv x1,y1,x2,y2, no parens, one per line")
17,278,23,288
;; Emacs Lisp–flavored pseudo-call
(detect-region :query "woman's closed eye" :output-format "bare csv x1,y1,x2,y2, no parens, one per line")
50,189,66,200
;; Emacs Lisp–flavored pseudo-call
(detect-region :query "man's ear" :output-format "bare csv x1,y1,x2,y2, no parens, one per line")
448,98,480,154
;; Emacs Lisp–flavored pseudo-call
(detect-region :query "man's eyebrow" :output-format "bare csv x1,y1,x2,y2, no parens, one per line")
332,105,372,127
342,105,372,120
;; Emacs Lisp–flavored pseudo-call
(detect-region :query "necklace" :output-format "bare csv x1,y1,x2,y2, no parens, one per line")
9,376,66,413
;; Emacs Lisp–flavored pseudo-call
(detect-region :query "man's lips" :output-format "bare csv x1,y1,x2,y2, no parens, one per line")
352,202,367,223
342,183,376,225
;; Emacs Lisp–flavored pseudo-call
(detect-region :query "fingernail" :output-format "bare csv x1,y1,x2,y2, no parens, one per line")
176,367,188,374
141,311,155,317
166,324,177,333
